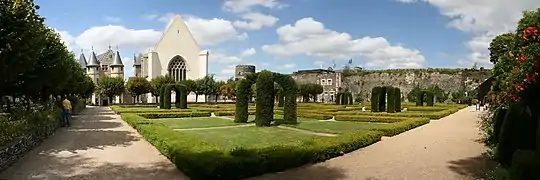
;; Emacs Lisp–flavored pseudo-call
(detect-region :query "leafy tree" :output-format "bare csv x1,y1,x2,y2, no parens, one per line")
98,77,125,103
489,33,515,64
427,85,449,103
150,75,174,102
220,83,235,100
181,79,197,96
195,75,219,103
407,85,422,102
126,77,151,103
309,83,324,102
298,83,311,102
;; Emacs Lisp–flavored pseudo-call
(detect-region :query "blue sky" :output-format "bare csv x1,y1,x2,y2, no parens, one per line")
35,0,539,80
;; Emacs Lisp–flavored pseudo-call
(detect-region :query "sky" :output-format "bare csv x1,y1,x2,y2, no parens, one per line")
35,0,540,80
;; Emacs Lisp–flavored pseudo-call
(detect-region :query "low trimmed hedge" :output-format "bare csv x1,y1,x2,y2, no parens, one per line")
213,111,256,116
275,112,333,120
335,107,464,119
138,112,211,119
335,115,410,123
368,118,430,136
121,113,383,180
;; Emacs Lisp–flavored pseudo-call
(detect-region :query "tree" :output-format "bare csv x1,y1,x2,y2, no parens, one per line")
298,83,311,102
150,75,174,103
309,84,324,102
181,79,197,97
196,75,218,103
489,33,515,64
98,77,125,103
126,77,151,103
427,85,449,103
407,85,422,102
220,83,235,100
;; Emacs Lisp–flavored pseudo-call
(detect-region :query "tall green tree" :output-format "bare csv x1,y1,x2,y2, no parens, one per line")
149,75,174,102
98,77,125,103
489,33,515,64
126,77,151,103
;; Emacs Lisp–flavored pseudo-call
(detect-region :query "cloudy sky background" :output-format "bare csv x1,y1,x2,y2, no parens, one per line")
36,0,540,80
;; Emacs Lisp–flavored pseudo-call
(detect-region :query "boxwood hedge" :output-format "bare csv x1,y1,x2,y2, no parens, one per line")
121,113,383,180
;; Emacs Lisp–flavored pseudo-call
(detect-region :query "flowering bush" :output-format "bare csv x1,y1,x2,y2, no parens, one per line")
490,26,540,106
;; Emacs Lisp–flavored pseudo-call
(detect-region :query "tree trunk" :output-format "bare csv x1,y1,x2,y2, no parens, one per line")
195,94,199,102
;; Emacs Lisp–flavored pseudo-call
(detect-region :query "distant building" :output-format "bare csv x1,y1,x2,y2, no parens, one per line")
78,46,132,106
235,65,256,80
290,68,343,102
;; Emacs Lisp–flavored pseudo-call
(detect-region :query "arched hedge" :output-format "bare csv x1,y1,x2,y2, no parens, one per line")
336,92,353,105
160,83,188,109
416,90,434,106
235,70,298,126
371,86,401,113
335,92,343,105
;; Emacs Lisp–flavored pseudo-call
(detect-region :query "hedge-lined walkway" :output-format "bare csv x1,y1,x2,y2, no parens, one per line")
249,106,491,180
0,106,187,180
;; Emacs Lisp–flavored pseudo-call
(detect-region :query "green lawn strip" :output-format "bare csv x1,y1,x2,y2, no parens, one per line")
334,107,464,120
284,121,388,134
121,113,383,180
154,117,248,129
182,126,318,149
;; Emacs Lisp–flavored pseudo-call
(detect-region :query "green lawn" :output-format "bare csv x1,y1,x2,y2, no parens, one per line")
183,126,320,149
286,121,388,134
155,117,245,129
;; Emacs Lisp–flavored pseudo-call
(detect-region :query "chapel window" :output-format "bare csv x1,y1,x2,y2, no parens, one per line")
168,56,187,82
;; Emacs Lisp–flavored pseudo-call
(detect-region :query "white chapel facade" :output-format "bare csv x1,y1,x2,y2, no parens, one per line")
134,15,210,103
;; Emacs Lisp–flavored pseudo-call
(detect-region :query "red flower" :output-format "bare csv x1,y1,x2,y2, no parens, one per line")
524,27,539,35
516,84,525,91
518,55,527,63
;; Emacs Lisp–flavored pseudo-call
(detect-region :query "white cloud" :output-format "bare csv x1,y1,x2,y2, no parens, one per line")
122,56,134,79
233,12,279,30
55,26,161,53
157,13,245,45
283,63,297,69
396,0,540,67
211,52,243,64
56,14,244,52
240,48,257,57
262,17,425,69
103,16,122,23
223,0,287,13
142,14,159,21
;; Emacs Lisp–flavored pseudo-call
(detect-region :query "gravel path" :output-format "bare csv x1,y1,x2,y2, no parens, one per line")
248,106,492,180
0,106,188,180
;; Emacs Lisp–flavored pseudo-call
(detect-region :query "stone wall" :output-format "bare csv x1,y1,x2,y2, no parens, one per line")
342,69,492,101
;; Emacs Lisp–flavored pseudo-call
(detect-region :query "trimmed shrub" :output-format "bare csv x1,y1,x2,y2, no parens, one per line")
386,87,396,113
121,113,383,180
426,91,435,106
174,84,188,109
235,79,252,123
159,85,166,109
162,84,173,109
415,91,425,106
335,92,342,105
138,112,211,119
395,88,402,112
255,70,274,126
274,73,298,124
347,92,353,105
340,93,347,105
370,87,380,112
378,87,387,112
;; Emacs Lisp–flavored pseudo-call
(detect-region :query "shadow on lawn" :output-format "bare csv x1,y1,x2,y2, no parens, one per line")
245,164,347,180
447,152,496,179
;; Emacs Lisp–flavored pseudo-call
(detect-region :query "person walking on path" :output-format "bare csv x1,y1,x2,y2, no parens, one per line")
61,98,72,127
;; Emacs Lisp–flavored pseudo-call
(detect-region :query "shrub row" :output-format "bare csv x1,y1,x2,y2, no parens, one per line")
335,115,411,123
275,112,333,120
138,112,211,119
110,106,196,114
335,107,464,120
368,118,431,136
213,111,256,116
121,113,383,180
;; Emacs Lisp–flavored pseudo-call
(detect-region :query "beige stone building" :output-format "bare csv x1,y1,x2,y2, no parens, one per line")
290,68,344,102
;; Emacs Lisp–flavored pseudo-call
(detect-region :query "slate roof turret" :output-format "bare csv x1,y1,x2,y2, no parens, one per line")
110,49,124,67
87,49,99,67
